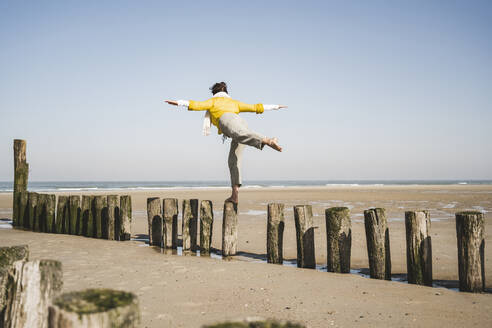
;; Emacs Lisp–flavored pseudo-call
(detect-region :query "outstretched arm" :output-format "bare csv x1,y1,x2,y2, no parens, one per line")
165,100,189,107
263,104,288,110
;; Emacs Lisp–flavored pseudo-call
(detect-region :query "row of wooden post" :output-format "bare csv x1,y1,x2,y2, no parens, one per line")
13,192,132,241
147,198,238,257
267,204,485,293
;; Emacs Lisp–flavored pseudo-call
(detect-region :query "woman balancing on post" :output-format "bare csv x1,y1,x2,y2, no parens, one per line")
166,82,287,204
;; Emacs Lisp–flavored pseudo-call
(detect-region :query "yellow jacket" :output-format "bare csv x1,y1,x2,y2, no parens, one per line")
189,96,264,135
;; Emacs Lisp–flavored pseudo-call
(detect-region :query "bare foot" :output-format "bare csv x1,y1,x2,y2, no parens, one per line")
225,196,238,204
267,138,282,152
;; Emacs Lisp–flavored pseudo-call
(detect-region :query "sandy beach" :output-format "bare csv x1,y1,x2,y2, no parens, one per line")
1,185,491,327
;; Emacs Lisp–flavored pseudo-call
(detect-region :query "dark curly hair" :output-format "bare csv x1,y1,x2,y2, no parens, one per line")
210,82,228,95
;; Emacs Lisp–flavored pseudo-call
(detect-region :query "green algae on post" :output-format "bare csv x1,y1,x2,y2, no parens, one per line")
203,320,305,328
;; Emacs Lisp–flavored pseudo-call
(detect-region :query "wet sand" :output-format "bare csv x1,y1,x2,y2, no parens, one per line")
1,185,491,327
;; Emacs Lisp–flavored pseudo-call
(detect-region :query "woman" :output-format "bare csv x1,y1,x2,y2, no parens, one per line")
166,82,287,203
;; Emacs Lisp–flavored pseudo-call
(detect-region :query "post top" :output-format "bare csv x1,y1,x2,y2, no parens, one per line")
53,289,137,314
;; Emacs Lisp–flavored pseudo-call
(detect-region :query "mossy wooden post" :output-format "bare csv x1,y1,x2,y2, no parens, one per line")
81,196,92,237
456,211,485,292
163,198,178,249
106,195,118,240
56,196,69,234
405,210,432,286
48,289,140,328
27,192,38,231
267,203,285,264
200,200,214,254
119,195,132,241
222,201,238,258
13,139,29,228
182,199,198,252
4,260,62,328
0,245,29,322
92,196,107,239
325,207,352,273
68,195,81,235
294,205,316,269
34,194,46,232
147,198,162,246
46,194,56,233
18,192,29,229
364,208,391,280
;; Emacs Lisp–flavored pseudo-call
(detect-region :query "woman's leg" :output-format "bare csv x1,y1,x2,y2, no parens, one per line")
227,140,244,203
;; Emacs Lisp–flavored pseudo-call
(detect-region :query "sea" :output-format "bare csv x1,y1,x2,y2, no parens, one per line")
0,180,491,193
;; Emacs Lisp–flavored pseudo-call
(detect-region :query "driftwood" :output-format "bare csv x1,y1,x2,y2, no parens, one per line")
182,199,198,251
106,195,118,240
364,208,391,280
163,199,179,249
267,203,284,264
0,245,29,323
200,200,214,254
222,201,238,258
405,210,432,286
3,260,62,328
48,289,140,328
119,195,132,241
147,198,162,246
456,211,485,292
325,207,352,273
13,140,28,228
293,205,316,269
56,196,69,234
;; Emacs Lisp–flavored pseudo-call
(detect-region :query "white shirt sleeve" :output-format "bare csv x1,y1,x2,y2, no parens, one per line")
263,104,280,111
177,100,189,107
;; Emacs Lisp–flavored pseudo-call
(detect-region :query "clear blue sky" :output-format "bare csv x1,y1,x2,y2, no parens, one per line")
1,0,491,181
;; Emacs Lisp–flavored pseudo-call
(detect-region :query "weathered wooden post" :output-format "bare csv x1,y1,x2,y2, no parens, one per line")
147,198,162,246
325,207,352,273
405,210,432,286
13,140,29,228
182,199,199,251
3,260,62,328
200,200,214,254
106,195,118,240
56,196,69,234
34,194,47,232
364,208,391,280
222,201,238,258
0,245,29,320
456,211,485,292
68,195,81,235
163,198,178,249
119,195,132,241
18,192,29,229
267,203,285,264
92,196,107,238
27,192,38,231
81,195,92,237
46,194,56,233
294,205,316,269
48,289,140,328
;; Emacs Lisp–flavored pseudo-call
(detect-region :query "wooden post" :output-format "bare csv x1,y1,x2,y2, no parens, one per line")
405,210,432,286
55,196,69,234
13,140,28,228
182,199,198,252
45,194,56,233
222,201,238,258
48,289,140,328
4,260,62,328
34,194,47,232
0,245,29,320
147,198,162,246
163,198,178,249
18,192,29,229
364,208,391,280
27,192,38,231
68,196,81,235
92,196,106,238
325,207,352,273
119,195,132,241
200,200,214,254
81,196,92,237
267,203,285,264
456,211,485,292
293,205,316,269
106,195,118,240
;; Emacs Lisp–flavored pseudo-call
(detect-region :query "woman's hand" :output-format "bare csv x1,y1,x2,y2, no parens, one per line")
278,105,288,109
165,100,178,106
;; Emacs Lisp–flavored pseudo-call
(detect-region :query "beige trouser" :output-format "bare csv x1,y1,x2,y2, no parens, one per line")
218,113,265,187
